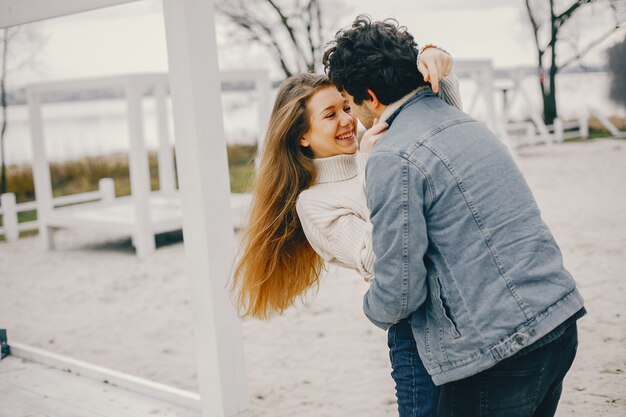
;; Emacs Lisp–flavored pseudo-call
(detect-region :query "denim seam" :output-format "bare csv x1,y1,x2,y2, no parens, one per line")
410,337,417,417
390,325,396,364
435,275,462,339
529,362,548,415
436,306,451,363
405,117,475,152
479,378,487,417
400,160,409,318
421,140,533,321
423,322,434,364
402,151,437,202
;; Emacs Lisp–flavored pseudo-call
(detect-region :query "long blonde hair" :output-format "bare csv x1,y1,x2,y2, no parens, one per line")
232,73,332,319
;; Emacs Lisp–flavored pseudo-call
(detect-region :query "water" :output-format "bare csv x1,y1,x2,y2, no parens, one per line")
1,72,622,165
2,90,265,165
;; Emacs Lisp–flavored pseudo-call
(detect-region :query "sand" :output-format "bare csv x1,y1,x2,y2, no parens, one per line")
1,138,624,416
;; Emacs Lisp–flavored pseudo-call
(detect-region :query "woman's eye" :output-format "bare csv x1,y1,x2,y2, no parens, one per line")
344,106,351,112
325,113,335,119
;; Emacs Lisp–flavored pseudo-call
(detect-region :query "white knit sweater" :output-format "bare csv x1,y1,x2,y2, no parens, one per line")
296,152,375,278
295,76,462,279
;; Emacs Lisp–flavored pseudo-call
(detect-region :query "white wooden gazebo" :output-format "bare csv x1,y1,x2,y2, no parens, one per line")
1,0,250,416
26,70,270,257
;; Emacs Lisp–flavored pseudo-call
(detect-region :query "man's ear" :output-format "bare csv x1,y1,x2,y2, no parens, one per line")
366,89,381,109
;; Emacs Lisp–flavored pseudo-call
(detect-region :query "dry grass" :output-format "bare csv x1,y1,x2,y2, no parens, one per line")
588,115,626,132
3,144,257,204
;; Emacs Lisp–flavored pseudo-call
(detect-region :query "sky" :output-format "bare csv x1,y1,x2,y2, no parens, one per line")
8,0,626,87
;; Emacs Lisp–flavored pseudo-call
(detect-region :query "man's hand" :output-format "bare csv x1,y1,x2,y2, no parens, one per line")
360,118,389,153
418,47,453,94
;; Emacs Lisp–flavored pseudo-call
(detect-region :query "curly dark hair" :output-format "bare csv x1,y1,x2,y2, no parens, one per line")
322,15,427,105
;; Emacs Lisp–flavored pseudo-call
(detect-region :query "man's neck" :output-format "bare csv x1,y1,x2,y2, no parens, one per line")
378,86,427,124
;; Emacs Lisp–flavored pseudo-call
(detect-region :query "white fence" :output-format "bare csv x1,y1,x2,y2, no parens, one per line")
0,178,115,242
506,116,590,147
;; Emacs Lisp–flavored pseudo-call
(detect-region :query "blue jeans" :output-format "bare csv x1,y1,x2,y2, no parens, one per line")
437,316,580,417
388,318,439,417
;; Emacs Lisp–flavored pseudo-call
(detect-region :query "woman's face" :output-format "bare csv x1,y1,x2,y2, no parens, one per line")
300,86,358,158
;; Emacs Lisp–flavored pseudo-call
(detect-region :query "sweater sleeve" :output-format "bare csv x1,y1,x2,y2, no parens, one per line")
437,72,463,111
296,191,375,279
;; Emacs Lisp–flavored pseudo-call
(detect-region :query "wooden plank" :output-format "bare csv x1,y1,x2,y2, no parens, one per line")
17,220,38,232
162,0,250,415
53,191,102,207
0,0,140,28
0,356,199,417
0,396,48,417
25,74,166,96
10,343,200,411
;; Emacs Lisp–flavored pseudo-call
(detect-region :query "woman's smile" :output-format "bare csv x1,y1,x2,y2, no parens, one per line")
335,130,355,143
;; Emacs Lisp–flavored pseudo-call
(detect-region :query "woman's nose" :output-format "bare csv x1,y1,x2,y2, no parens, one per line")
340,111,354,126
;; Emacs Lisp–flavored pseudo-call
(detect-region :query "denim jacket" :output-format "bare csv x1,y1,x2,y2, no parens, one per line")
363,88,585,386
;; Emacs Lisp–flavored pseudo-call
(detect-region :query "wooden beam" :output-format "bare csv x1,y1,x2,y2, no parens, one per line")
9,342,201,411
0,0,140,28
161,0,249,416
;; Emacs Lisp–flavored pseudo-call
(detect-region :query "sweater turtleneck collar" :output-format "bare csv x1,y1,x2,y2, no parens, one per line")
313,153,359,184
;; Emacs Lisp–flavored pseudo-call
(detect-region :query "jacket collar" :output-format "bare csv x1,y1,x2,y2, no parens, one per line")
380,86,433,127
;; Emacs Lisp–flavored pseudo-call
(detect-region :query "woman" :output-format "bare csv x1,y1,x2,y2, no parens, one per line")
233,47,461,417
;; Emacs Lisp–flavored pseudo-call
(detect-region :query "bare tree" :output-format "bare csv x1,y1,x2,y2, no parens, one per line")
607,33,626,107
524,0,626,124
215,0,347,78
1,26,44,196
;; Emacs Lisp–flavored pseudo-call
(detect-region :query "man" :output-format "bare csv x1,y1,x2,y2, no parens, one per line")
323,16,585,417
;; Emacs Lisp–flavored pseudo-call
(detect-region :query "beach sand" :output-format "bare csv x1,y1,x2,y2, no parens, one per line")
1,138,624,416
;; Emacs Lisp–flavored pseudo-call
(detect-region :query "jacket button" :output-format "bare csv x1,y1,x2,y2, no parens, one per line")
529,328,537,337
515,335,525,345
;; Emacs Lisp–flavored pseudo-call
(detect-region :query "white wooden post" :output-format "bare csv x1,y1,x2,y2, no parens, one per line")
125,79,155,257
1,193,19,242
27,89,55,250
155,82,176,194
466,74,482,116
482,62,497,134
580,113,589,139
162,0,249,416
526,123,535,145
255,71,271,171
519,88,551,143
98,178,116,203
553,118,564,143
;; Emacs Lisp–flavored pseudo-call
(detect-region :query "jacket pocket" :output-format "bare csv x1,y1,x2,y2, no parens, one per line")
434,275,461,339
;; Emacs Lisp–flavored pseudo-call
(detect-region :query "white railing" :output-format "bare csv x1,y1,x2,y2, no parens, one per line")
0,177,115,242
507,116,591,148
549,117,590,142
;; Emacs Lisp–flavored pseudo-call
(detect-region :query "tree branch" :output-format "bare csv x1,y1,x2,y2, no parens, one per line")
305,0,317,71
525,0,546,67
265,0,309,70
315,0,323,57
525,0,545,55
560,17,626,69
217,3,295,77
556,0,593,26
